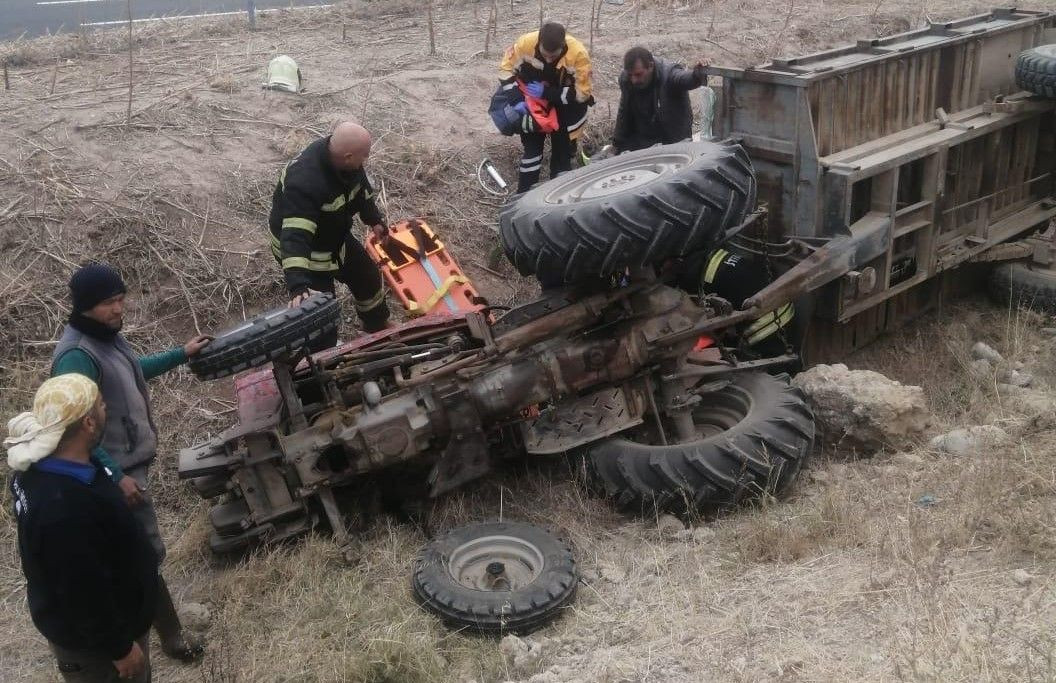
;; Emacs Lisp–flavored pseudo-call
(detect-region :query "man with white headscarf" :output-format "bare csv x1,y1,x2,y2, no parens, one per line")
5,374,158,682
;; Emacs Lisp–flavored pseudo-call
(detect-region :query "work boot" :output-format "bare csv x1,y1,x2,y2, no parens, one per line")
154,575,205,663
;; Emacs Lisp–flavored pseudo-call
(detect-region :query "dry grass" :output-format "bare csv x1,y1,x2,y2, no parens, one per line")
2,0,1053,681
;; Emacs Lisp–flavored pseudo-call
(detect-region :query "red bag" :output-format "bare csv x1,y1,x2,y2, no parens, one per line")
518,80,559,133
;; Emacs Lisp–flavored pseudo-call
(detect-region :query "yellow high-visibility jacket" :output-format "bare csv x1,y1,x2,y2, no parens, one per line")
499,31,593,139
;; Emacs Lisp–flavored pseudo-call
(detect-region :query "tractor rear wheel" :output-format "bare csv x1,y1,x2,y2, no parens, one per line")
499,141,757,287
583,372,814,513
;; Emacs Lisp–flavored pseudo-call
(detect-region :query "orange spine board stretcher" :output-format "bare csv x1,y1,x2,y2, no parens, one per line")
366,219,486,317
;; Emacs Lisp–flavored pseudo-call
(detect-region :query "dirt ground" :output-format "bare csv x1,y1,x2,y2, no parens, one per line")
2,0,1055,681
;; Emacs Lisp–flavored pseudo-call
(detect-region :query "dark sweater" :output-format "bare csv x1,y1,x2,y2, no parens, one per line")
12,456,158,660
613,58,706,152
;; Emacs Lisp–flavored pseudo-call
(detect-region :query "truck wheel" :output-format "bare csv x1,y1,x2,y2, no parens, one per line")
499,141,757,286
189,293,341,380
584,372,814,513
989,261,1056,313
1015,45,1056,99
412,521,577,634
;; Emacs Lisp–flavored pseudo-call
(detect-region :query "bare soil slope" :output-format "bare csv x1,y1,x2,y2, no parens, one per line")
4,1,1054,681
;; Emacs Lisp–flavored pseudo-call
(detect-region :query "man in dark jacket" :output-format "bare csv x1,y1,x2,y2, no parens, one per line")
5,374,159,682
51,263,209,663
269,121,391,343
613,47,708,153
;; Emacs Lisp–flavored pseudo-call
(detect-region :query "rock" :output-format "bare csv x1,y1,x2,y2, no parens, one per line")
810,469,832,484
791,364,932,452
999,368,1034,388
972,342,1004,363
178,602,211,631
1040,327,1056,337
915,494,938,507
656,514,685,537
894,451,925,466
1013,569,1035,586
997,384,1056,416
968,358,994,379
929,425,1008,456
529,667,579,683
513,638,544,671
692,526,717,542
500,634,530,660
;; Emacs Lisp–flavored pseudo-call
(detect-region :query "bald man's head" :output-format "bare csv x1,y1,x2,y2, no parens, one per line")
329,122,372,172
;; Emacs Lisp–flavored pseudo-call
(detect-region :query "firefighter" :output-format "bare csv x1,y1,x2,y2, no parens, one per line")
497,21,594,193
676,248,796,357
613,47,708,153
269,122,390,347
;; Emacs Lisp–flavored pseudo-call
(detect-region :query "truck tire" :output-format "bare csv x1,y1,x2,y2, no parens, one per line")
413,521,577,634
584,372,813,513
499,141,757,286
189,293,341,380
989,261,1056,313
1015,45,1056,98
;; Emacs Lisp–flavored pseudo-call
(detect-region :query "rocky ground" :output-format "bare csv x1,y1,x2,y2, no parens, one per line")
2,1,1054,682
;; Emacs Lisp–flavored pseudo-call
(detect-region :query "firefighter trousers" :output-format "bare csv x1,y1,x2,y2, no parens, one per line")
275,232,390,349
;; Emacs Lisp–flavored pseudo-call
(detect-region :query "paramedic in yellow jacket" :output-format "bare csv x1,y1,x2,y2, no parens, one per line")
500,22,594,193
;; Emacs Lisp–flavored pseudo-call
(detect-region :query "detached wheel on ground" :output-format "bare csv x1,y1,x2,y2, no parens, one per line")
584,372,814,513
413,521,577,634
189,293,342,380
499,141,757,286
989,261,1056,313
1015,44,1056,98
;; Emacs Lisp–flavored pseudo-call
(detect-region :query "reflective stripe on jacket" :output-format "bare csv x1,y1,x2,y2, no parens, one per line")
268,136,384,295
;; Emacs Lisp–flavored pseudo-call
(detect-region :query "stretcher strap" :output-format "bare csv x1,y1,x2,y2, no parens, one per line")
406,275,470,316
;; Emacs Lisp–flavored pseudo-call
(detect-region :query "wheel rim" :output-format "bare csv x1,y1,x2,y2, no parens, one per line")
692,385,752,439
446,534,545,592
543,153,692,204
627,382,753,445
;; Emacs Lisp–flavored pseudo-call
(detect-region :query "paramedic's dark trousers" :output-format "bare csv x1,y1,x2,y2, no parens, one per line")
289,234,390,350
518,130,573,193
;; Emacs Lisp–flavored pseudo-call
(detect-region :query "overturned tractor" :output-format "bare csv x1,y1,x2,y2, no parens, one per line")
180,140,814,560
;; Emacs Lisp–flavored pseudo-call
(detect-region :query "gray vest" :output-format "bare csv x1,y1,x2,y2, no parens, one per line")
53,325,158,470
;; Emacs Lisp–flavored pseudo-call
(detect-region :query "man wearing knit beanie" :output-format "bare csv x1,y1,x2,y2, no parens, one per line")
50,263,211,664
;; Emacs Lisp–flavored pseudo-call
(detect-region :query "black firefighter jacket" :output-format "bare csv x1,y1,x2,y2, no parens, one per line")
268,136,384,295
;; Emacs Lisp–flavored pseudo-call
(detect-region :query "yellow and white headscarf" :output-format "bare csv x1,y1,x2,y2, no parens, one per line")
4,374,100,471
